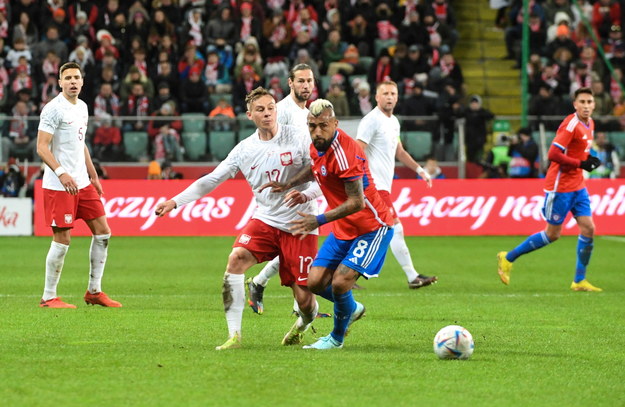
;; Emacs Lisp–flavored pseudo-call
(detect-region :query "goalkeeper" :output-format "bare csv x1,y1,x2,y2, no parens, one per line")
497,87,603,292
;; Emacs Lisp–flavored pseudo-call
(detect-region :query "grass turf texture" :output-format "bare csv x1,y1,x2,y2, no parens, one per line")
1,236,624,407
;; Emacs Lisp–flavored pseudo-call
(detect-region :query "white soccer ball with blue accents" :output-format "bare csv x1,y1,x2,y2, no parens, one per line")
433,325,474,360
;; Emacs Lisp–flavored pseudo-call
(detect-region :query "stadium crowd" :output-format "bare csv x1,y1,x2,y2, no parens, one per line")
0,0,465,164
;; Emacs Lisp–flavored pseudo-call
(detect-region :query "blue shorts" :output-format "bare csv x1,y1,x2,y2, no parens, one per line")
312,226,394,279
542,188,591,225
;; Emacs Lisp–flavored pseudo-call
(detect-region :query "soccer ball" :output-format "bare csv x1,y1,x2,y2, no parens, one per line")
433,325,474,360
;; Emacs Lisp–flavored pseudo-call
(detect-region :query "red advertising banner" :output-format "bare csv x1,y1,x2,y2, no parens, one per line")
34,179,625,236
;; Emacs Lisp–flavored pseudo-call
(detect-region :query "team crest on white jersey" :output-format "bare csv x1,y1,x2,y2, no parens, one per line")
239,234,251,244
64,214,73,224
280,152,293,166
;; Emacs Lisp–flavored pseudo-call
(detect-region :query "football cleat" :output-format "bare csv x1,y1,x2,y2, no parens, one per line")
408,275,438,289
282,320,305,346
497,251,513,285
39,297,76,308
303,334,343,350
570,280,603,292
245,277,264,314
345,301,365,336
84,291,122,307
215,333,242,350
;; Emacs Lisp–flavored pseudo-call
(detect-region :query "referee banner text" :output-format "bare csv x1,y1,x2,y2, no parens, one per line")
34,179,625,236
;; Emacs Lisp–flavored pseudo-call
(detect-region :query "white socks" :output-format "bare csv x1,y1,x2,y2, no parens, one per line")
296,300,319,332
43,241,69,301
222,272,245,338
253,256,280,287
390,222,419,282
88,233,111,294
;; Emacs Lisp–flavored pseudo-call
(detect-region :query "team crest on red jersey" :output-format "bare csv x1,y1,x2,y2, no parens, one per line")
280,152,293,166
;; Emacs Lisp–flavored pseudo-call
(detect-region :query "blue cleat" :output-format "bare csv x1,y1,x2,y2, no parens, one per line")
303,334,343,350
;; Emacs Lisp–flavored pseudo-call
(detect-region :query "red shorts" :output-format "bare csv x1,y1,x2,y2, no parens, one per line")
233,219,318,287
378,190,398,219
43,184,105,228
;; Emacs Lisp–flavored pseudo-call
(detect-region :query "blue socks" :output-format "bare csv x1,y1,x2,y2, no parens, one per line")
330,290,356,344
507,231,552,262
575,235,593,283
317,284,334,303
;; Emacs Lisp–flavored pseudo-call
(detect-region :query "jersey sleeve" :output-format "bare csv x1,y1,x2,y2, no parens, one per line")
333,138,365,181
356,114,375,144
553,121,574,152
38,103,61,134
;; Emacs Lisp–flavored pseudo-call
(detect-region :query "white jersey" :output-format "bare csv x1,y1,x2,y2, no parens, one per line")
39,93,90,191
172,124,317,233
356,107,400,192
277,95,309,127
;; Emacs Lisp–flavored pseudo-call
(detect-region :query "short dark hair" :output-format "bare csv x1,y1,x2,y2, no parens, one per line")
289,63,314,81
245,87,273,111
59,62,82,78
574,87,593,99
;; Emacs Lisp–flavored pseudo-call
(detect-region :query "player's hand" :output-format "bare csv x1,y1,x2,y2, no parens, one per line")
258,181,288,193
580,156,601,171
59,173,79,195
289,211,317,239
154,200,177,217
91,177,104,196
283,190,307,207
421,172,433,188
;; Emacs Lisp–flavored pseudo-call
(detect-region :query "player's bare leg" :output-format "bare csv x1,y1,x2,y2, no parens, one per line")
217,247,257,350
282,285,318,345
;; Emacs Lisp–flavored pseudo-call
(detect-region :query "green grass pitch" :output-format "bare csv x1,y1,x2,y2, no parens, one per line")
1,235,624,407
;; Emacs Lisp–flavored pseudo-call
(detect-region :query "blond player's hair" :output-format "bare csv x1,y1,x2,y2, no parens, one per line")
308,99,335,118
245,87,273,111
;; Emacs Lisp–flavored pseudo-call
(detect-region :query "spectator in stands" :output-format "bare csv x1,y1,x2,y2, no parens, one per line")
592,0,621,41
508,127,539,178
368,48,394,87
267,77,285,102
375,3,399,42
420,156,446,180
157,0,181,27
504,1,545,60
262,8,292,60
0,61,9,112
546,10,572,44
152,81,179,113
72,11,95,46
397,44,431,84
177,42,205,81
480,134,510,179
39,73,60,111
31,25,68,66
180,8,203,49
147,102,183,140
435,81,462,160
147,160,162,179
232,65,262,115
96,0,124,33
6,37,32,70
569,61,592,97
608,67,623,105
10,0,40,28
153,121,183,162
289,28,318,63
322,29,347,75
12,11,39,47
160,161,183,179
398,10,429,50
121,82,151,133
345,12,374,57
350,78,374,116
93,82,121,126
529,83,563,131
94,29,120,61
237,2,262,46
602,23,623,56
0,162,25,197
92,114,123,161
326,83,350,117
148,9,176,53
463,95,495,163
179,66,210,114
401,82,437,132
205,6,237,52
68,0,99,28
1,100,37,162
589,132,620,179
423,12,456,52
234,40,263,82
591,79,618,131
208,97,236,131
204,49,231,95
429,50,463,93
580,45,606,81
11,63,34,101
127,10,150,47
120,65,155,100
291,48,320,82
544,23,579,62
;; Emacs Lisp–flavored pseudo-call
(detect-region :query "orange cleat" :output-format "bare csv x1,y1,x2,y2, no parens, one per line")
84,291,122,307
39,297,77,308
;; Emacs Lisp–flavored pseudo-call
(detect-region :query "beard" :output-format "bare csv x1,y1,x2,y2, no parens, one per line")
313,137,332,151
294,89,310,102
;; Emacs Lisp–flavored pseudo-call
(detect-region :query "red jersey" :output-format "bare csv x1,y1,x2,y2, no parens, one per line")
310,128,394,240
545,113,593,193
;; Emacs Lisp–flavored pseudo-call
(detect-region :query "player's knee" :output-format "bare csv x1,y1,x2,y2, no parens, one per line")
545,230,560,242
226,248,253,272
580,224,595,238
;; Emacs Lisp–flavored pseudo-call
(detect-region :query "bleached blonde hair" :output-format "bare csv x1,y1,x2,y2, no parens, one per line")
308,99,335,117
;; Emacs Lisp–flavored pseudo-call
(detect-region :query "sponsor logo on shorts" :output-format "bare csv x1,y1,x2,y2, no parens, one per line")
280,152,293,166
239,234,251,244
348,257,358,265
297,276,308,281
64,214,73,224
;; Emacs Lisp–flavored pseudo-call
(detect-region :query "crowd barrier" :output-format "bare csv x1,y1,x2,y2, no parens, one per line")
31,179,625,237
